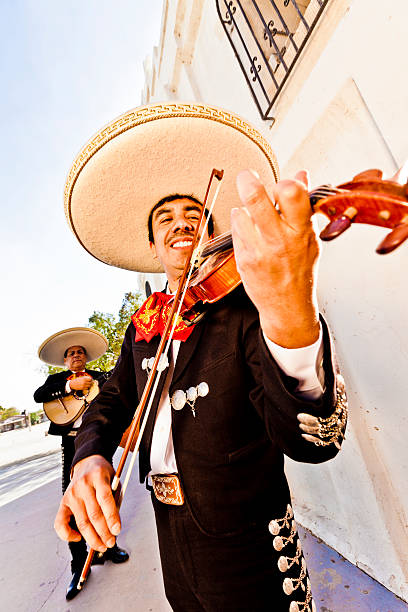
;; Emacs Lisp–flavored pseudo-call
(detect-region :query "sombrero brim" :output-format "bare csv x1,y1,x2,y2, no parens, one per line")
64,102,279,273
38,327,108,366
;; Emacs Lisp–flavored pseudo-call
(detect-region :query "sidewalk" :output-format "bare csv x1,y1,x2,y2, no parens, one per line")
0,422,60,468
0,425,407,611
0,424,170,612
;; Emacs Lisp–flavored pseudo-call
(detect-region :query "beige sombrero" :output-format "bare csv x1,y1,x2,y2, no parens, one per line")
38,327,108,366
64,102,279,273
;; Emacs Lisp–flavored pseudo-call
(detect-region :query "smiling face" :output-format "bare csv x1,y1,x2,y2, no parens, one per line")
64,346,87,372
149,198,211,292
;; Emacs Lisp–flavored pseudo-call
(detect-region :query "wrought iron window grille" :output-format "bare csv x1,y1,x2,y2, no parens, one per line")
216,0,330,122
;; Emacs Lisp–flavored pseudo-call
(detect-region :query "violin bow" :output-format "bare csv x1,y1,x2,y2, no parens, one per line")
78,168,224,589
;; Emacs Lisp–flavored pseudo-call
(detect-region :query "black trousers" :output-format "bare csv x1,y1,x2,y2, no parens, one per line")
152,494,315,612
61,436,87,571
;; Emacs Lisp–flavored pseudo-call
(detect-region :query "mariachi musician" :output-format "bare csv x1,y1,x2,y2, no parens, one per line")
55,104,348,611
34,327,129,601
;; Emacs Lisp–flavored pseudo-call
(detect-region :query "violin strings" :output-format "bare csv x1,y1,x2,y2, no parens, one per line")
206,230,231,245
200,231,233,258
309,186,345,200
200,186,346,258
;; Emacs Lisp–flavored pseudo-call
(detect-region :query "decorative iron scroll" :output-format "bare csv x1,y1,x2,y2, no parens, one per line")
216,0,329,120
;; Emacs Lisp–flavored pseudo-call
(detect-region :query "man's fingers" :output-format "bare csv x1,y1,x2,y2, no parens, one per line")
271,177,312,230
65,484,113,551
95,482,122,538
236,169,280,233
54,456,119,551
75,468,119,549
81,375,92,388
54,501,82,542
294,169,309,189
236,168,313,235
77,493,115,551
231,204,260,249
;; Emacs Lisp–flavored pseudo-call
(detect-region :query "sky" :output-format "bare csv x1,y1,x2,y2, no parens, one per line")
0,1,164,411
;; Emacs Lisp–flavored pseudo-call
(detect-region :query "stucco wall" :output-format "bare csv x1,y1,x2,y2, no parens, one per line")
142,0,408,600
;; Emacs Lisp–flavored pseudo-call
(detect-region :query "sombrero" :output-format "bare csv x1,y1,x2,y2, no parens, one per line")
64,102,279,273
38,327,108,366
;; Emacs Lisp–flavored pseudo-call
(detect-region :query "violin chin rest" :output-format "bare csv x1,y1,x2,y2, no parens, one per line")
182,308,207,326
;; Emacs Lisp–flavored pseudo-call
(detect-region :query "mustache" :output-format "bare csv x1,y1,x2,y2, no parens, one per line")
167,232,195,245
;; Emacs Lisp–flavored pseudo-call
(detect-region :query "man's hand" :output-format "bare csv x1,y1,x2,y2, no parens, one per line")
69,375,93,392
54,455,120,552
233,169,320,348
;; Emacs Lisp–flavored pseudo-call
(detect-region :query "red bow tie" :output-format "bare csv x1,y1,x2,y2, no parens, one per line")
67,371,87,380
131,292,195,343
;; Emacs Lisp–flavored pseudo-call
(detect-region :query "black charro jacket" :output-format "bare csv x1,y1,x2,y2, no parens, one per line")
34,369,109,437
72,287,345,537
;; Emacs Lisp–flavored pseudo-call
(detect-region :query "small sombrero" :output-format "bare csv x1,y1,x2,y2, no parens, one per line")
38,327,108,366
64,102,279,273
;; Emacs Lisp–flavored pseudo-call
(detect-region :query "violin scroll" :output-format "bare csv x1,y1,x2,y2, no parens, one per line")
178,166,408,324
314,168,408,253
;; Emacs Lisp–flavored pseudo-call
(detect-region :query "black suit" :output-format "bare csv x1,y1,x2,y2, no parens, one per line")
34,368,108,570
72,288,345,610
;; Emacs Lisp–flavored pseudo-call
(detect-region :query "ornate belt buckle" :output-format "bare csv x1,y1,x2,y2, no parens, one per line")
151,474,184,506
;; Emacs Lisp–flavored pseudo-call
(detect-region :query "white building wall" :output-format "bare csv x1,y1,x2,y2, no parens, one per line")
142,0,408,599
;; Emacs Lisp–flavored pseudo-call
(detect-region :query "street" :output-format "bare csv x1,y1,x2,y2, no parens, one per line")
0,449,171,612
0,440,406,611
0,452,60,508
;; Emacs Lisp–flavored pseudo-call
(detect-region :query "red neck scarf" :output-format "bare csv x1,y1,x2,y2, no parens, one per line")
67,371,87,380
131,292,195,343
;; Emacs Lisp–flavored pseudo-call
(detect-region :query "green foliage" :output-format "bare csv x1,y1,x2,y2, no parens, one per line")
43,364,64,376
87,291,142,371
30,410,44,425
0,407,19,421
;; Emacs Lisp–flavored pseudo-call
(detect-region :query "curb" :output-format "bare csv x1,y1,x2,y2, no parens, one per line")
0,448,61,470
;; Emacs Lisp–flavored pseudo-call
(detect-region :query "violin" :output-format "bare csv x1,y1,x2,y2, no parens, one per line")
179,168,408,323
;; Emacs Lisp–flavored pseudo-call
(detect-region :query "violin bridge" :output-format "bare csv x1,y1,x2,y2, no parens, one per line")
191,246,202,266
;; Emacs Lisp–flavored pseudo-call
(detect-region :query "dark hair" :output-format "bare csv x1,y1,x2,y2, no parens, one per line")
64,346,87,358
148,194,214,243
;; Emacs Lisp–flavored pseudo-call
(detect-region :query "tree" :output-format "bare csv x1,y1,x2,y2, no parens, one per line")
30,409,44,425
46,291,143,375
0,407,19,421
45,364,64,376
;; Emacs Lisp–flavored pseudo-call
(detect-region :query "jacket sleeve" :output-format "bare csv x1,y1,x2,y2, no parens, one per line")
246,313,347,464
72,323,138,467
33,373,68,403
